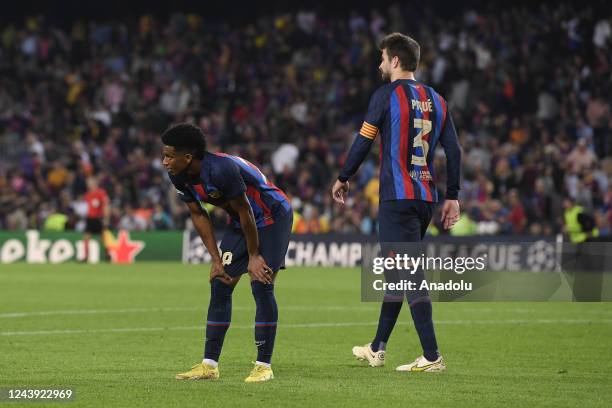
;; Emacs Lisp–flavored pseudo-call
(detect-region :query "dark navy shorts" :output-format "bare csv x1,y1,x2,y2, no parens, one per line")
378,199,434,242
378,199,434,303
219,210,293,278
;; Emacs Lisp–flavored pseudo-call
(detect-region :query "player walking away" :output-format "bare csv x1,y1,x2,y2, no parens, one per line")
332,33,461,372
83,177,110,263
163,123,292,383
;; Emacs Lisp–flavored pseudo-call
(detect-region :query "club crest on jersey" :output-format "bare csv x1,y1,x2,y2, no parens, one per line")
410,169,433,181
209,190,221,199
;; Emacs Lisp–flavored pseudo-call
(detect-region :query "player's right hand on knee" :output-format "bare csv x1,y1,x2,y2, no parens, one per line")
248,254,273,284
210,261,232,283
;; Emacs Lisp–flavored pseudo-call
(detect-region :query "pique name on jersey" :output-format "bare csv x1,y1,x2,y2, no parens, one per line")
411,98,433,113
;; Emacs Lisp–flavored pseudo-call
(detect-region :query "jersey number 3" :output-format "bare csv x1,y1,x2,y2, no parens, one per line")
411,119,432,166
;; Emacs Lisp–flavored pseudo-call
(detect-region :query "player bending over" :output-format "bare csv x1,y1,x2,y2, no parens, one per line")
162,123,292,382
332,33,461,372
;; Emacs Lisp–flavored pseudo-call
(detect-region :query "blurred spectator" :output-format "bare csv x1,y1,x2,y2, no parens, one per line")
43,208,68,231
567,139,597,174
151,204,174,230
118,205,147,231
449,215,477,236
507,189,527,234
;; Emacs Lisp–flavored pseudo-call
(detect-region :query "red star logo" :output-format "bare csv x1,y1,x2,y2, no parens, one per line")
106,230,145,264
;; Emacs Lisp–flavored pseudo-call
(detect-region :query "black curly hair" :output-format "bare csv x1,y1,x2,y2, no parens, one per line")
161,123,207,160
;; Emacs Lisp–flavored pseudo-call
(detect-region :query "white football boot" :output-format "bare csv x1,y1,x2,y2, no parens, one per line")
352,343,385,367
396,355,446,372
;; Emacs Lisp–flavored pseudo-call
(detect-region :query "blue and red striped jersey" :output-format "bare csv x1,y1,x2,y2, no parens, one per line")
339,79,461,202
169,152,291,229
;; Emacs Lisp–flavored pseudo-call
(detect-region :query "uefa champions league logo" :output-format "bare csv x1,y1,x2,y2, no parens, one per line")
526,241,558,272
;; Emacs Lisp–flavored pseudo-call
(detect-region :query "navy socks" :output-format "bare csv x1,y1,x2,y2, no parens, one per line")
204,279,234,361
409,298,439,362
251,281,278,364
371,296,439,361
203,279,279,364
371,299,403,352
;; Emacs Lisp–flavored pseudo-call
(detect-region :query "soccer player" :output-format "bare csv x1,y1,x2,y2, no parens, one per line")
82,177,110,263
162,123,292,382
332,33,461,372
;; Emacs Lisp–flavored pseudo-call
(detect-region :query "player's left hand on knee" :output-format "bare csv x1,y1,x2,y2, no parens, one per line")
248,255,273,284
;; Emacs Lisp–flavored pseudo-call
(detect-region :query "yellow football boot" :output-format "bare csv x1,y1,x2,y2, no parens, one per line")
175,362,219,380
244,363,274,383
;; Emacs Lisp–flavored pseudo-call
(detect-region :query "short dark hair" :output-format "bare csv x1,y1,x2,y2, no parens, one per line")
161,123,207,159
379,33,420,72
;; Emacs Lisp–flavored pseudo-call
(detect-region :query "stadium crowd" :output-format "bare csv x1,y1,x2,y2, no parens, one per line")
0,3,611,237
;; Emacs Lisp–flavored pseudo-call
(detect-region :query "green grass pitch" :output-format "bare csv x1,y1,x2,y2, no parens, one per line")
1,263,611,407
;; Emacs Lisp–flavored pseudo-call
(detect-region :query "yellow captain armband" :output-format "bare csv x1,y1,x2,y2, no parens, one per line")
359,121,378,140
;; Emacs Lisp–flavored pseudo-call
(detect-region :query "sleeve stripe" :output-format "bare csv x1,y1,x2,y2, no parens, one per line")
360,129,377,138
361,122,378,131
360,128,378,136
360,127,377,135
361,129,377,137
